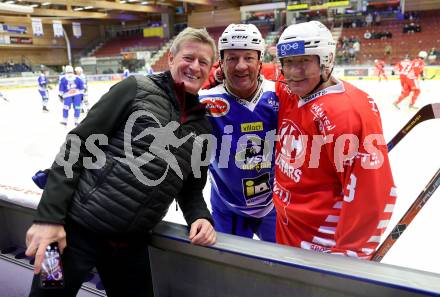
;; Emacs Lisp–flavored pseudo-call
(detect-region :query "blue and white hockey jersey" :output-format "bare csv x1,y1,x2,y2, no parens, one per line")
77,73,87,92
59,73,84,99
199,78,279,218
37,73,48,92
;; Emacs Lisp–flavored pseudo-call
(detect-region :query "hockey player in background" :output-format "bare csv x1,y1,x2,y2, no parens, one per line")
374,59,388,82
199,24,279,242
260,60,283,82
274,21,396,259
74,66,89,113
201,61,222,90
37,69,50,112
59,65,84,126
393,50,427,110
394,55,411,89
122,66,130,78
57,65,66,102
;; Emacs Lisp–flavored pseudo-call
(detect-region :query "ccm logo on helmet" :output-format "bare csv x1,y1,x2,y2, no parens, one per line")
277,41,305,58
232,35,248,40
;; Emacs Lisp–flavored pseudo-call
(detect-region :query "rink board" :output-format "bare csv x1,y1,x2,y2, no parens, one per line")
1,193,440,297
0,200,106,297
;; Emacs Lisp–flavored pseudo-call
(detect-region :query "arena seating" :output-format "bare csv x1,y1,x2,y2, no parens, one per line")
94,36,164,57
0,62,32,76
339,10,440,65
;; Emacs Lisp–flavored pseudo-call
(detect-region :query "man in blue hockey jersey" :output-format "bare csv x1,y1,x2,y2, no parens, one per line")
37,69,50,112
199,24,279,242
74,66,89,113
59,65,84,126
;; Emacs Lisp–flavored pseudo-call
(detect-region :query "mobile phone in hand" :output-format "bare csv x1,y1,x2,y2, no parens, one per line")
40,242,64,289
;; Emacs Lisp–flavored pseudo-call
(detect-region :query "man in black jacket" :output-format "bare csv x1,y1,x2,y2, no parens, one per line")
25,27,217,297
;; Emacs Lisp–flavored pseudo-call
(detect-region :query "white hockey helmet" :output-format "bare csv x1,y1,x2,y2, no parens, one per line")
74,66,83,74
418,50,428,59
218,24,265,60
276,21,336,70
65,65,74,73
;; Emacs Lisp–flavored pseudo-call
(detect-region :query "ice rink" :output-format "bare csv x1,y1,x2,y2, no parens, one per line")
1,76,439,275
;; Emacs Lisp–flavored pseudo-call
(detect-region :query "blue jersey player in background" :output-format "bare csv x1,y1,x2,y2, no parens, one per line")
37,69,50,112
59,65,84,126
199,24,279,242
75,66,89,113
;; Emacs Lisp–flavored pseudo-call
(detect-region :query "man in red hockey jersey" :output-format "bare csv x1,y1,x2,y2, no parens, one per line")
393,51,427,110
374,59,388,82
274,21,397,259
394,55,411,89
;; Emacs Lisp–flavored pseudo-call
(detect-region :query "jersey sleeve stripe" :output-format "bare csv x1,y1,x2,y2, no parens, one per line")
312,236,336,247
325,215,339,223
318,226,336,234
377,220,389,229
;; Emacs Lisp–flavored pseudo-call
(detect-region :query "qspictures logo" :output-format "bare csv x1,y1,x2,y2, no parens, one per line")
54,111,387,188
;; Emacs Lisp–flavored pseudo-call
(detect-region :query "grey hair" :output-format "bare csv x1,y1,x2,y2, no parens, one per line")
169,27,217,65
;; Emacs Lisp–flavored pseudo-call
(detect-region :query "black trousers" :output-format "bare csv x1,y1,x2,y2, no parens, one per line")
28,221,154,297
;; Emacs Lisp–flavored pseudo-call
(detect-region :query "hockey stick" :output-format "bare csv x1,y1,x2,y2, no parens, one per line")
1,94,9,102
370,103,440,261
387,103,440,151
426,73,437,80
372,168,440,261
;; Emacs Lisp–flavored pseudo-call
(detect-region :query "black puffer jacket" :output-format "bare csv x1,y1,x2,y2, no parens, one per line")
35,72,213,235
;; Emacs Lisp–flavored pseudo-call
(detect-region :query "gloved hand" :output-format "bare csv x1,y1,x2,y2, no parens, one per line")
32,169,50,189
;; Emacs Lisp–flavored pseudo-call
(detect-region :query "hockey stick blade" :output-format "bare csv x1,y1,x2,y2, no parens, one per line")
372,168,440,261
387,103,440,151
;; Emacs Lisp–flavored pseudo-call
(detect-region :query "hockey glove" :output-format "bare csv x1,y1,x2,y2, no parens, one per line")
32,169,50,189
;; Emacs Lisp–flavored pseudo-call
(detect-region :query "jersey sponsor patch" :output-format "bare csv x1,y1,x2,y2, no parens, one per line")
276,119,304,182
278,119,306,160
235,135,272,171
277,40,305,58
241,121,264,132
310,102,336,135
242,173,271,206
200,97,230,117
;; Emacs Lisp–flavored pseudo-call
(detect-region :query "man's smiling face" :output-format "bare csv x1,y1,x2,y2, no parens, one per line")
168,40,213,94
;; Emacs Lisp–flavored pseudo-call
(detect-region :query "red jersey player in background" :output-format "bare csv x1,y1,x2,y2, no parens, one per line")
201,61,222,90
393,50,427,110
374,59,388,82
394,55,411,89
274,21,397,259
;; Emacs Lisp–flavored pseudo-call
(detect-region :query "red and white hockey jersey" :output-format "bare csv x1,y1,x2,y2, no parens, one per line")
394,58,411,80
375,59,385,71
274,79,397,259
406,57,425,80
